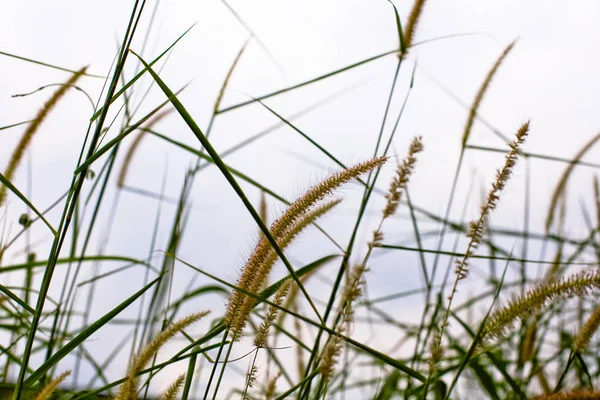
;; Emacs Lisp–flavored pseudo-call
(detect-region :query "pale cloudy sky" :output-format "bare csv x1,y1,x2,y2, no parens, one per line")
0,0,599,396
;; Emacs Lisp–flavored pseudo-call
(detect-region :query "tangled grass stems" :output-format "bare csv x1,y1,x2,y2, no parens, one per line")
0,66,87,206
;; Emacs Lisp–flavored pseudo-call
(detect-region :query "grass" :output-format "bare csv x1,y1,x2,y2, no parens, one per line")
1,1,600,399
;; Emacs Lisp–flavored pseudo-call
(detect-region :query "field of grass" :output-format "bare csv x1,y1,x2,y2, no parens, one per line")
1,1,600,399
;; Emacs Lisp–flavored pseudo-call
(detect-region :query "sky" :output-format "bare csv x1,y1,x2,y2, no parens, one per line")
0,0,599,397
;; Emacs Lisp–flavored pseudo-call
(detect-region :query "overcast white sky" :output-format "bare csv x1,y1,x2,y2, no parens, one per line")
1,0,599,397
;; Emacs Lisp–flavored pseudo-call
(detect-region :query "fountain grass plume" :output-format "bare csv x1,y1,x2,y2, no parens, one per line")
545,132,600,231
574,304,600,353
225,157,385,340
461,41,516,149
254,279,291,348
160,375,185,400
403,0,428,52
116,311,209,400
33,370,71,400
117,108,174,188
481,270,600,345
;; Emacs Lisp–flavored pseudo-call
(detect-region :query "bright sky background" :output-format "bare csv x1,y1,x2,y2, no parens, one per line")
0,0,599,396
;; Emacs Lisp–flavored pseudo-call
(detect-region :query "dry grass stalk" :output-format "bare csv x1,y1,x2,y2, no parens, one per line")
160,374,185,400
461,41,516,148
117,108,174,188
431,122,528,368
319,332,343,382
264,371,281,400
455,122,528,283
594,176,600,230
245,365,258,393
0,66,87,206
574,304,600,353
535,367,551,395
34,370,71,400
225,157,385,340
481,270,600,345
214,40,248,114
519,318,537,363
319,261,369,382
545,231,565,283
116,311,209,400
340,263,368,324
429,328,443,376
254,280,291,348
545,132,600,231
373,136,423,247
259,191,268,233
382,136,423,220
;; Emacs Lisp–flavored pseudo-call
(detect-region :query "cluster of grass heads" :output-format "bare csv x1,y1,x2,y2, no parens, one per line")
2,1,600,399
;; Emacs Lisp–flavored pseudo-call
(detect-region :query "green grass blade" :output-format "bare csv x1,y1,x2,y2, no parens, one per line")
23,276,160,387
0,50,104,78
0,284,35,314
89,24,196,122
131,50,324,323
0,172,57,236
217,48,399,114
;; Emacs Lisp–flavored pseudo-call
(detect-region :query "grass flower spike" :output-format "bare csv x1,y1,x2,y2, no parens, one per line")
33,370,71,400
254,279,291,348
432,122,529,372
160,375,185,400
574,304,600,353
482,270,600,345
225,157,385,340
403,0,428,52
116,311,209,400
461,42,516,148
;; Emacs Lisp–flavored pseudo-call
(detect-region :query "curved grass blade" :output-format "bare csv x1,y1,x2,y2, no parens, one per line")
0,255,152,274
387,0,406,53
0,172,56,236
0,50,104,78
0,120,33,131
0,284,35,314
